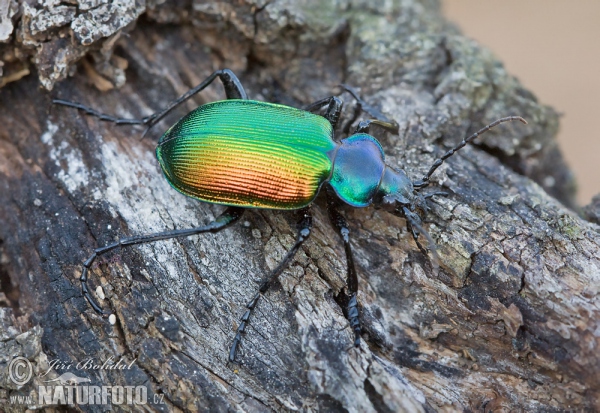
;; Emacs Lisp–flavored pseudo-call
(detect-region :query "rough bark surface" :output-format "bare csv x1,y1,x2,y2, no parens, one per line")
1,1,599,412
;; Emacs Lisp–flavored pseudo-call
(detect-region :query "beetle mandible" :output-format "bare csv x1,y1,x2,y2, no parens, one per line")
54,69,526,362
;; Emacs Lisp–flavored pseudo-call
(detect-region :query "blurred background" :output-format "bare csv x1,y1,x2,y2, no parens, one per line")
443,0,600,206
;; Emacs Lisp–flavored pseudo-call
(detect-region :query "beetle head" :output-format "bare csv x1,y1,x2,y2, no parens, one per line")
373,116,527,263
374,166,415,210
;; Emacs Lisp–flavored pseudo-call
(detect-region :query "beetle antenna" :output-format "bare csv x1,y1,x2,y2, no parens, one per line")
413,116,527,189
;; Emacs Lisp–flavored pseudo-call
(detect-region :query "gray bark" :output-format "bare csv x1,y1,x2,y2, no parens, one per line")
1,1,599,412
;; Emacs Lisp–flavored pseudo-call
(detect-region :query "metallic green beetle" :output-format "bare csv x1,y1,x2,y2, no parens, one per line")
54,69,526,362
156,99,412,210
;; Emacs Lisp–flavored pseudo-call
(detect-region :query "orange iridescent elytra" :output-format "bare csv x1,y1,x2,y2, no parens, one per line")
156,100,338,209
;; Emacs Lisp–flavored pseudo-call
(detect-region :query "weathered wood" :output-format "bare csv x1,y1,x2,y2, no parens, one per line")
1,1,599,412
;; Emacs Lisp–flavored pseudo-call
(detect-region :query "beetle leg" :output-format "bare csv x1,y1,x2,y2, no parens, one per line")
423,191,448,200
339,84,400,134
229,207,312,362
53,69,248,137
402,206,439,266
305,96,344,131
353,119,399,136
405,218,428,256
79,206,244,316
326,188,362,348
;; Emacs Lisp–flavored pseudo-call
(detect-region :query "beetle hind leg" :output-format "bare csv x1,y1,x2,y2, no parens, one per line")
79,206,244,316
53,69,247,137
229,208,313,362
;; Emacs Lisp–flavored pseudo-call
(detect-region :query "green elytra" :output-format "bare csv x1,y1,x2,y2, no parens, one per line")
156,99,412,209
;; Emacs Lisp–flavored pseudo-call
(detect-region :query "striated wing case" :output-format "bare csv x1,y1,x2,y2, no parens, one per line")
156,100,336,209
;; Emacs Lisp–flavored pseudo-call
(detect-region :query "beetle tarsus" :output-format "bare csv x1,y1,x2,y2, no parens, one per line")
229,293,259,362
228,208,312,362
339,84,396,125
53,69,248,136
424,191,448,199
53,99,146,125
347,294,362,347
77,207,244,316
355,119,399,135
326,188,364,348
80,266,108,316
403,206,440,268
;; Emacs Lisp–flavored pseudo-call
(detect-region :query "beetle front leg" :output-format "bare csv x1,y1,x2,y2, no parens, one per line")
326,188,362,348
353,119,399,136
402,206,439,266
229,207,313,362
53,69,248,136
339,84,400,134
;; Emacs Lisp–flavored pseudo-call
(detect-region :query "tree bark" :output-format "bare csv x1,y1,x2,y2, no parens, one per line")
1,1,599,412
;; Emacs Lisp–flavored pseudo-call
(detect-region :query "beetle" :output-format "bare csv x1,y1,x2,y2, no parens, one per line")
54,69,526,362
